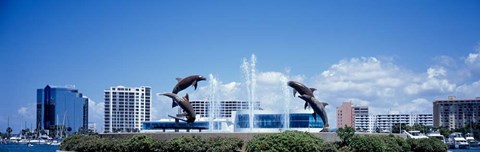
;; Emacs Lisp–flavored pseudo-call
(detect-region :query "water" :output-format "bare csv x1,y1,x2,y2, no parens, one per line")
241,54,291,131
208,74,219,132
250,55,256,132
241,54,256,131
0,144,59,152
449,147,480,151
281,76,290,130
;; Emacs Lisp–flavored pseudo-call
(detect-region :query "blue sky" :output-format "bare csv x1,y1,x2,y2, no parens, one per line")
1,1,480,132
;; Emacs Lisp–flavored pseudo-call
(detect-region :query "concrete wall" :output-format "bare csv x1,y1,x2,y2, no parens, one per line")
100,132,406,142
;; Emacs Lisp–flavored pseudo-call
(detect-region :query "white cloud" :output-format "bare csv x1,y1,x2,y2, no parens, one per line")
18,107,28,116
153,95,179,120
88,99,104,131
465,53,479,64
17,104,35,120
310,55,473,126
455,80,480,98
396,98,432,114
427,67,446,79
405,66,456,95
464,51,480,77
434,55,457,67
257,72,289,85
313,57,409,103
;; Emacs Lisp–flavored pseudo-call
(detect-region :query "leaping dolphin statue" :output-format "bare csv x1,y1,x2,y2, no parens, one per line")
161,93,196,123
298,94,329,128
171,75,206,108
287,81,317,109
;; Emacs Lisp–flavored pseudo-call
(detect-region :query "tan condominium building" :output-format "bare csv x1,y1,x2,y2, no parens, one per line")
433,96,480,129
337,101,368,129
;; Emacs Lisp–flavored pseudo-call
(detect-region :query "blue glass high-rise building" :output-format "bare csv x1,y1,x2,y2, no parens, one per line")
36,85,89,133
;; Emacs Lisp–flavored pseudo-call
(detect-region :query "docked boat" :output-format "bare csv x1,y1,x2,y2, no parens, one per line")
404,130,428,139
49,140,61,146
448,132,469,149
465,133,479,147
10,136,29,144
9,136,21,143
427,132,446,143
18,139,29,144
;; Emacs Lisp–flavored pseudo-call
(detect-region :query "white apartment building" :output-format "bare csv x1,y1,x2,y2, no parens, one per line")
353,106,369,130
104,86,151,133
374,112,433,132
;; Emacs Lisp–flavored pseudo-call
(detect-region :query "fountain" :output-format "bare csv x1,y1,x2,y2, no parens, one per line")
241,54,257,131
281,76,291,130
152,54,327,133
208,74,218,131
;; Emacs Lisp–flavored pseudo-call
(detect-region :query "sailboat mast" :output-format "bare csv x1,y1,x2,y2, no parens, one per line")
63,111,67,137
56,114,59,138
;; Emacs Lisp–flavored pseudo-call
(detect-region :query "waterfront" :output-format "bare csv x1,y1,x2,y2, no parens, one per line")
450,147,480,152
0,144,59,152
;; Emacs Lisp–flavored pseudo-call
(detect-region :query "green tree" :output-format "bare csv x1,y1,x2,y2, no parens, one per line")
407,138,447,152
49,125,58,138
40,129,46,136
384,134,410,152
22,128,31,138
6,127,12,138
392,123,410,133
437,127,451,138
349,135,387,152
336,125,355,147
411,124,430,134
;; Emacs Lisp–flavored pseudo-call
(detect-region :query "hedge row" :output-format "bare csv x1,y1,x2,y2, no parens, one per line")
61,131,447,152
348,135,411,152
60,135,243,152
246,131,326,152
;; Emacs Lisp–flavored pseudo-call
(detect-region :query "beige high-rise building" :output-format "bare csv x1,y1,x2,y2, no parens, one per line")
336,102,354,128
433,96,480,129
337,101,370,129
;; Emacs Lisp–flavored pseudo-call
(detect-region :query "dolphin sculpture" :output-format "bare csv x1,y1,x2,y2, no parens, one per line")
298,94,329,128
161,93,196,123
287,81,317,109
171,75,206,108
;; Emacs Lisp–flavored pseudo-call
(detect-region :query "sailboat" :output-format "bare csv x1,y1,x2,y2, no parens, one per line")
466,113,479,147
49,112,66,146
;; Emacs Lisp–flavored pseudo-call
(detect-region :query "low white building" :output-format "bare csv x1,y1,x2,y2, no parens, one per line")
233,109,326,133
351,109,433,133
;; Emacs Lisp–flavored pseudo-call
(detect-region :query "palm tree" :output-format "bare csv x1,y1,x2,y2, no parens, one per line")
6,127,12,138
49,125,56,138
21,129,26,137
34,129,40,139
